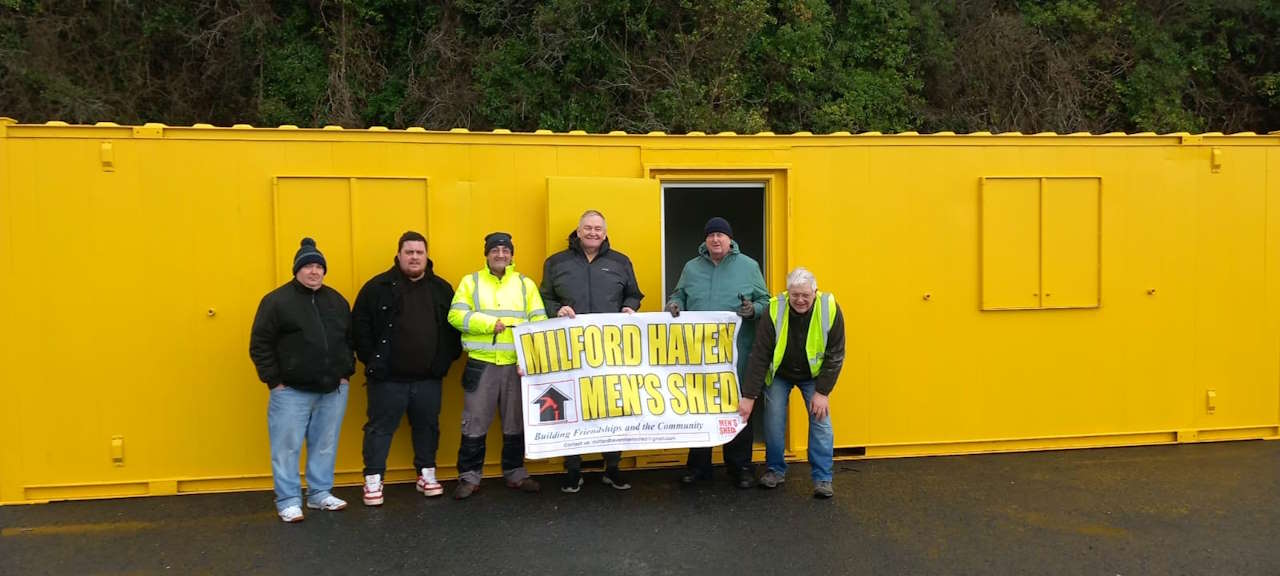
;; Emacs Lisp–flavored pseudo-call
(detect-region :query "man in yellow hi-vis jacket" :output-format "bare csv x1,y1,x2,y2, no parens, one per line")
448,232,548,499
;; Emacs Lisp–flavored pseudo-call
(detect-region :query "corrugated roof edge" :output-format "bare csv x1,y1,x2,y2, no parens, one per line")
2,119,1277,138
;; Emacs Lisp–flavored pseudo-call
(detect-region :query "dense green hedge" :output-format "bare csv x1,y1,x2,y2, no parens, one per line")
2,0,1276,133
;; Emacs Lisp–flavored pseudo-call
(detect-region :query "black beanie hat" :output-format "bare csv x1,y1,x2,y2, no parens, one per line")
704,216,733,238
484,232,514,255
292,237,327,275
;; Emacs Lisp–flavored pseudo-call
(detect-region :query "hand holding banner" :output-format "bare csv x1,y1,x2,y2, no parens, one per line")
513,311,746,459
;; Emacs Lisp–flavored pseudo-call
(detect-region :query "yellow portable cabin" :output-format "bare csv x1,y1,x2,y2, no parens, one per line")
1,118,1277,504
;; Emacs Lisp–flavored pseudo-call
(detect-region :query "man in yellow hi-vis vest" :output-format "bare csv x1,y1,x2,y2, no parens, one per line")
448,232,549,499
739,267,845,499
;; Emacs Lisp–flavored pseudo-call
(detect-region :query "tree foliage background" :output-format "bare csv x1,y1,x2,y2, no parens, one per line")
1,0,1276,133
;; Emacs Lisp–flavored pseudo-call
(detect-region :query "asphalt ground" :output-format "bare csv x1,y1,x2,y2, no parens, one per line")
2,440,1277,575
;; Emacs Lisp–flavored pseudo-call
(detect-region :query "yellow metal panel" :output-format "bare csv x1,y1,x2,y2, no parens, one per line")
1040,178,1100,308
273,178,354,294
348,177,432,471
1089,147,1189,433
1192,147,1272,430
982,178,1041,309
350,177,430,283
1270,147,1280,431
0,126,12,503
545,177,662,311
856,146,989,447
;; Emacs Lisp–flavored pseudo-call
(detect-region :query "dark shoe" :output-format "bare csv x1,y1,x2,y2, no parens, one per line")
733,473,756,490
759,470,785,489
813,480,834,499
679,470,712,485
507,477,541,493
561,469,584,493
453,481,480,500
602,467,632,490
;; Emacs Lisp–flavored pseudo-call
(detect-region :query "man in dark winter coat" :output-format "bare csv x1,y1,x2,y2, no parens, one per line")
539,210,644,493
250,237,355,523
352,231,462,505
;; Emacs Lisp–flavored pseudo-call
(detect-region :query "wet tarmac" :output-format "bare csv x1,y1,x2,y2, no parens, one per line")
2,440,1278,575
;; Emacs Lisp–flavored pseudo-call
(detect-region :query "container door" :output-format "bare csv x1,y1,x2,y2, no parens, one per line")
546,177,662,311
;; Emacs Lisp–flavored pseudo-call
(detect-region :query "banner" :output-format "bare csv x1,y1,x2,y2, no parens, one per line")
513,311,746,459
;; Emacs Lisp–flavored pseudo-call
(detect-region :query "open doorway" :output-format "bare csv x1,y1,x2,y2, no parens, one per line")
661,183,768,299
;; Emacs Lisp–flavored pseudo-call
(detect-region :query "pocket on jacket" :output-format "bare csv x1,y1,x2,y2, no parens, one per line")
460,359,486,393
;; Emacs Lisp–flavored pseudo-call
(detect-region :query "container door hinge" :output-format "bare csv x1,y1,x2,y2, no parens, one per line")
111,435,125,466
100,142,115,172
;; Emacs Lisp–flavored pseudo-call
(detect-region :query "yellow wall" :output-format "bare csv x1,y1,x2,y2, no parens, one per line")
2,119,1278,504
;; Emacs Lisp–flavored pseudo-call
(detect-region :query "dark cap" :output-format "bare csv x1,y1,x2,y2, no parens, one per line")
704,217,733,238
484,232,514,255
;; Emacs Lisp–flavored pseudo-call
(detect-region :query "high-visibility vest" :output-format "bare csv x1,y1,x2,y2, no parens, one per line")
448,266,547,365
766,291,837,386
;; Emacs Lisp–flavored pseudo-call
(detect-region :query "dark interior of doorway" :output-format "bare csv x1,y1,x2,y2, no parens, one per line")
662,185,767,299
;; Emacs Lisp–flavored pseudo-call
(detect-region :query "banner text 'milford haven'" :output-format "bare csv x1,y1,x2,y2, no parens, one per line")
519,322,737,376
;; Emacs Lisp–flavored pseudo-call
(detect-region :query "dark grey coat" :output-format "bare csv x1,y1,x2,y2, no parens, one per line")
539,232,644,314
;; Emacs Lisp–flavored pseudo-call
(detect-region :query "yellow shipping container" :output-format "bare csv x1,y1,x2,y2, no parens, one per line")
2,118,1278,504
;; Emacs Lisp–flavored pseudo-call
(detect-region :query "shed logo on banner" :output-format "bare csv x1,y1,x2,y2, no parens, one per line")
513,311,746,459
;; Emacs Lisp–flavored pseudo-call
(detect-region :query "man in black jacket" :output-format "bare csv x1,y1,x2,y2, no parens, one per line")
249,237,355,523
539,210,644,493
352,231,462,505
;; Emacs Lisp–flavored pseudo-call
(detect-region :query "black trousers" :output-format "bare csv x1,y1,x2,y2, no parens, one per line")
686,419,754,477
564,452,622,472
361,378,442,476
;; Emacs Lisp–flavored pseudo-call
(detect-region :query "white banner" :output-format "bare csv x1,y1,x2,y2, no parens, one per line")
513,311,747,459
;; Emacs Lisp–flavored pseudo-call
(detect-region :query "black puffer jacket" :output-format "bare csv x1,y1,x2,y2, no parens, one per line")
540,232,644,314
249,279,355,393
352,260,462,380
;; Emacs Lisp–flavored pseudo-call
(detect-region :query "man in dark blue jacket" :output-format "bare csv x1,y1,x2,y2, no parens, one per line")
540,210,644,493
249,237,354,523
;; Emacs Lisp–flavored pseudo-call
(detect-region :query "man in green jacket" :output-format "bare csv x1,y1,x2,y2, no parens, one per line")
666,216,770,488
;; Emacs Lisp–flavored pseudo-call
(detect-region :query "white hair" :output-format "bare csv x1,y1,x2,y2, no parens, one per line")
579,210,606,228
786,267,818,291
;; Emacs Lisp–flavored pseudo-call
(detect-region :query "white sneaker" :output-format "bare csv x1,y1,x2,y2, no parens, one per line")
363,474,384,506
278,505,304,523
416,467,444,497
306,494,347,511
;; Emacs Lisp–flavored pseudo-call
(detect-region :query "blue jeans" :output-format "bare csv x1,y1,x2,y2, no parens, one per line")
763,377,833,482
267,383,348,511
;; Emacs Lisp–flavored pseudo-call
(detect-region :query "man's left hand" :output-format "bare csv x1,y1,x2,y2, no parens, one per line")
737,295,755,318
340,378,349,386
738,397,755,420
621,307,635,314
810,392,830,421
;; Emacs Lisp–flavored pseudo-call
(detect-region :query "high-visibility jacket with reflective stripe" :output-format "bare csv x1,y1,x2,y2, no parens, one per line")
448,265,548,365
766,291,837,386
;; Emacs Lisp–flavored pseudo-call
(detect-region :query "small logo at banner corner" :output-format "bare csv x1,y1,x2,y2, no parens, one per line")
533,386,572,423
719,418,738,435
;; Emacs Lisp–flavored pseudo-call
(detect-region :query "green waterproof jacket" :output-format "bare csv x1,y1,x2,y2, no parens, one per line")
666,240,771,373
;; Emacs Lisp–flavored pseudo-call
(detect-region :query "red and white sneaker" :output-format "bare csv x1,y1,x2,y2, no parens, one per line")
363,474,384,506
416,467,444,497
